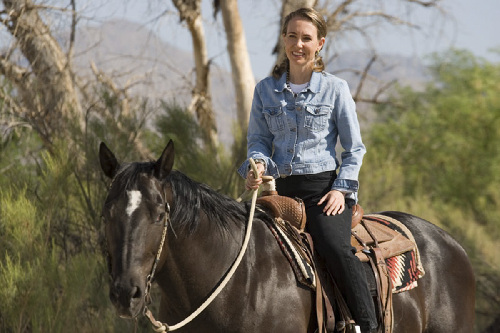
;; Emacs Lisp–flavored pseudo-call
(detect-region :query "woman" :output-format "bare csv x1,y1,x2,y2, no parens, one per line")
238,7,377,333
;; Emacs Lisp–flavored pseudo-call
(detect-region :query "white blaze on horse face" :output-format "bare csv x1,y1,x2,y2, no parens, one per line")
126,190,142,217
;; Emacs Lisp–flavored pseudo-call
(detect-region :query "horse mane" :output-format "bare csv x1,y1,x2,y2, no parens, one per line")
112,162,254,235
166,170,250,234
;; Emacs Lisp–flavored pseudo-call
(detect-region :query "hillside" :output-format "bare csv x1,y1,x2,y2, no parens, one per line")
74,19,237,144
74,19,429,145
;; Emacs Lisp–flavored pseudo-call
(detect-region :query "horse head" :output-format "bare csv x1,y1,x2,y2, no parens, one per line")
99,140,174,318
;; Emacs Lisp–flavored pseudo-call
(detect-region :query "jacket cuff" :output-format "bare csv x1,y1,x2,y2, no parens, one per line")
331,178,359,193
237,156,278,179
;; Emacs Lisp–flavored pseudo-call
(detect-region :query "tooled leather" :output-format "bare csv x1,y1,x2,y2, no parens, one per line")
257,195,307,231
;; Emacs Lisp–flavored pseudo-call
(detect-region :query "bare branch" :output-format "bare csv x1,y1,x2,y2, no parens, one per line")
90,61,131,117
89,61,152,160
353,55,376,101
0,84,25,117
328,0,354,22
2,0,84,146
373,79,397,101
329,10,418,33
66,0,77,64
407,0,439,7
0,56,29,84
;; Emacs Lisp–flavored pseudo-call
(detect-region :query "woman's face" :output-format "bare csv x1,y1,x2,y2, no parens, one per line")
283,17,325,70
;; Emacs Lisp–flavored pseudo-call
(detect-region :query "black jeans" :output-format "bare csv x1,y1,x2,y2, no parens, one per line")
276,171,377,331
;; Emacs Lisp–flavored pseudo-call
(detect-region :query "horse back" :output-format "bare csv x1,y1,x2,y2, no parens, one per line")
379,211,475,333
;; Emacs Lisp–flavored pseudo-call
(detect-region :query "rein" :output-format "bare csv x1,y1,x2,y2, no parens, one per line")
142,159,260,332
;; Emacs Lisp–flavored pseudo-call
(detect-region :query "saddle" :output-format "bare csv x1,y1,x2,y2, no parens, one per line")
257,194,419,333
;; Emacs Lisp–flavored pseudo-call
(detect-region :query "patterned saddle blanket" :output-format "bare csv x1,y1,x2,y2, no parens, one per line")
257,195,425,292
258,194,426,333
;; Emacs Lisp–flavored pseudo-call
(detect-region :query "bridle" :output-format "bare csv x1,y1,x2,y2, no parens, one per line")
143,202,170,307
141,166,259,332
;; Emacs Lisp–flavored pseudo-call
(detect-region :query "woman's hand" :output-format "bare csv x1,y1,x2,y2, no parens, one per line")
245,162,265,190
317,190,346,216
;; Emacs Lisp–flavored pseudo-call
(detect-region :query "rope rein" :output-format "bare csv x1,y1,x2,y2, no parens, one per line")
143,159,260,332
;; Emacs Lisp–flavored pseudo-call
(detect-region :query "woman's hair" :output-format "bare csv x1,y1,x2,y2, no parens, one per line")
272,7,327,79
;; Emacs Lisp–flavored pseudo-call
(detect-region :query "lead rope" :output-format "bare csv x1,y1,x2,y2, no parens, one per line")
143,158,260,332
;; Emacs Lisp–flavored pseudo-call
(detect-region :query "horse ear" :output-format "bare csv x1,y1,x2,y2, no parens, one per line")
99,142,119,179
154,140,174,179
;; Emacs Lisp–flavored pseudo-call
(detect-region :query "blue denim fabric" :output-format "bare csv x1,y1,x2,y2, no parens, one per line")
238,71,366,195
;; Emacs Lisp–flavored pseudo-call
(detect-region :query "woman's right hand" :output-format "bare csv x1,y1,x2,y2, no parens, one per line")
245,162,265,190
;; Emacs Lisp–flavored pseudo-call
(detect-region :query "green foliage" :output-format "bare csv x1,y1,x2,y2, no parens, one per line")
0,83,148,331
364,49,500,221
0,144,118,332
3,48,498,331
154,101,245,197
0,83,246,331
361,49,500,331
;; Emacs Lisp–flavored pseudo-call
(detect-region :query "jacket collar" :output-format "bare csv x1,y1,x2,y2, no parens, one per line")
274,71,322,94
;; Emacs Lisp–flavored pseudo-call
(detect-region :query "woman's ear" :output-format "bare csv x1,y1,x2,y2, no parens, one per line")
318,37,325,52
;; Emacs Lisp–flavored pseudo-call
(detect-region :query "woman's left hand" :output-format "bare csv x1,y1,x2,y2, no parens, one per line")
317,190,346,216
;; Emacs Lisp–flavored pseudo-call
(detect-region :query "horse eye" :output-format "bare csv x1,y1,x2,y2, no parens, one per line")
156,212,165,223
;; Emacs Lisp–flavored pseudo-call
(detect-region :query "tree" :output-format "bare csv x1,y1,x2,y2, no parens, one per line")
0,0,467,331
214,0,255,131
318,0,442,105
0,0,83,149
367,50,500,220
360,49,500,331
172,0,219,148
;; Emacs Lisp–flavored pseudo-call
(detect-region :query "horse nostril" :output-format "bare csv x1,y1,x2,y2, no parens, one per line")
130,286,142,300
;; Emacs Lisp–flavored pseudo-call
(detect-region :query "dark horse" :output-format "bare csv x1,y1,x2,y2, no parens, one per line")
99,140,475,332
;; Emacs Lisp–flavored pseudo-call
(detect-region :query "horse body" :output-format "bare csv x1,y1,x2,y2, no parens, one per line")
155,218,314,332
99,141,475,333
385,211,475,333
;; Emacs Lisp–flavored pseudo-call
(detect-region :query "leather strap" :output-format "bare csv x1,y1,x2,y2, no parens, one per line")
372,247,393,333
304,233,324,333
362,220,394,333
330,274,355,332
321,284,335,332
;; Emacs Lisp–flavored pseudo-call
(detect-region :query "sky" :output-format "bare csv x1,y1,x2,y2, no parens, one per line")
72,0,500,79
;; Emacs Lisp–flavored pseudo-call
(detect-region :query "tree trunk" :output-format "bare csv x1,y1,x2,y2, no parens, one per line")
218,0,255,132
172,0,218,148
1,0,83,146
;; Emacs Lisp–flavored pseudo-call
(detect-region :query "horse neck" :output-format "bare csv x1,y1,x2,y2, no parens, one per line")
155,213,247,307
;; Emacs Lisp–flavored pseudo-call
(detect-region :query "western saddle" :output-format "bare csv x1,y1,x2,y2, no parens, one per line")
256,177,416,333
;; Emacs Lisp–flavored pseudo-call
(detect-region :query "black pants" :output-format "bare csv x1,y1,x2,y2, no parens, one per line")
276,171,377,331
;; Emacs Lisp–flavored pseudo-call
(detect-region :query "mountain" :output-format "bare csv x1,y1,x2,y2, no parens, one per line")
74,19,236,144
74,19,429,145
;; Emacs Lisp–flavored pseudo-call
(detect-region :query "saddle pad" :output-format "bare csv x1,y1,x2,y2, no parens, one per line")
363,214,426,293
263,216,316,289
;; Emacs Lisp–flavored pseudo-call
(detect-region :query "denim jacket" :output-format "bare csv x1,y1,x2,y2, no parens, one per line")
238,71,366,196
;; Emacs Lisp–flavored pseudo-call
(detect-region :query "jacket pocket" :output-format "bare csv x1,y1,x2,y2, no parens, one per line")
263,106,285,133
304,105,331,132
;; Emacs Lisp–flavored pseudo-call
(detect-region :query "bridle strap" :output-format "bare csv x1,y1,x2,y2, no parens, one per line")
144,203,170,305
142,159,259,332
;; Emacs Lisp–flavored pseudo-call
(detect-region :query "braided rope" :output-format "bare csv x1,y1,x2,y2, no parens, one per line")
143,159,260,331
